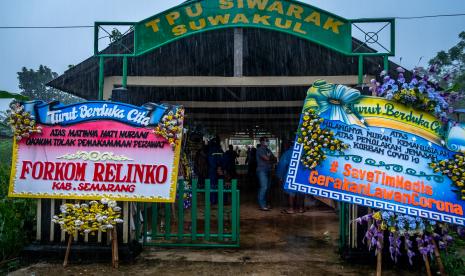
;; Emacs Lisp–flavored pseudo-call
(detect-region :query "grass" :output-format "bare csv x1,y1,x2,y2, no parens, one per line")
0,139,12,166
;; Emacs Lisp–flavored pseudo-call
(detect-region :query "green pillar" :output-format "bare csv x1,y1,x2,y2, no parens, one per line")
339,202,347,252
358,55,364,85
383,55,389,72
98,56,104,100
122,56,128,88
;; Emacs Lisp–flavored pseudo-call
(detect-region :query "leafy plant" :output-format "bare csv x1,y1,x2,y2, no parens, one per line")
429,31,465,93
0,91,28,101
437,233,465,276
0,163,36,262
0,139,12,166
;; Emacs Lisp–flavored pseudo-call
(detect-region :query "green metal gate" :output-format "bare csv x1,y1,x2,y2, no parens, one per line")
136,179,240,247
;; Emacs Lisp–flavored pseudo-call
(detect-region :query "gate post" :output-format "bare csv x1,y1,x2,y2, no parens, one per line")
358,55,364,85
339,202,348,252
98,56,105,101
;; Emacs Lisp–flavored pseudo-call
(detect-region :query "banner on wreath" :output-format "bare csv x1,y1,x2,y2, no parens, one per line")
285,80,465,226
8,101,184,202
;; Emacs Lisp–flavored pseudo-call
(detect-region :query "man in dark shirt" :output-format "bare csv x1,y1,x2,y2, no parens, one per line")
224,145,238,178
255,137,275,211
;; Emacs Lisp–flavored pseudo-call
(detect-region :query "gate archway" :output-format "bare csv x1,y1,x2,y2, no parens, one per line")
46,0,399,251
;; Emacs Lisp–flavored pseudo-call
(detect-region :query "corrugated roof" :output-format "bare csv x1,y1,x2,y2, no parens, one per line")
48,28,406,100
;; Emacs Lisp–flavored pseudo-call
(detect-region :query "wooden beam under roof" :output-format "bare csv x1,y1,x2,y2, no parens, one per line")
165,101,303,108
103,75,373,99
187,113,300,119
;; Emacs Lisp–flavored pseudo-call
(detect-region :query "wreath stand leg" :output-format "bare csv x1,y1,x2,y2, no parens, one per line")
111,230,115,267
63,234,73,268
431,239,446,275
376,240,383,276
423,254,432,276
111,228,119,269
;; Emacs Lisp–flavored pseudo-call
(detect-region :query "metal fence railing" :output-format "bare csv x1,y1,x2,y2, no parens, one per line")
137,179,240,248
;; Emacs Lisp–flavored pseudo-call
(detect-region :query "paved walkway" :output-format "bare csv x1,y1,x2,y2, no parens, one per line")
11,197,416,275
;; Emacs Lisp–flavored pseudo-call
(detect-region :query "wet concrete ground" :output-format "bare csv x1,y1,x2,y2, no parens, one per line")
11,194,417,276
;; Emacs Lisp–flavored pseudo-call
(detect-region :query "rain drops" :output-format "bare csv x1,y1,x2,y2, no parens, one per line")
153,107,184,150
297,109,348,170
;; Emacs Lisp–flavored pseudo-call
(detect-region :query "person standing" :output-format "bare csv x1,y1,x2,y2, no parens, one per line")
224,145,238,178
276,141,304,214
246,145,257,189
194,144,209,188
256,137,276,211
245,146,251,165
207,137,224,205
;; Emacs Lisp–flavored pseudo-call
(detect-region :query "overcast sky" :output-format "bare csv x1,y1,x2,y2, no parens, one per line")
0,0,464,94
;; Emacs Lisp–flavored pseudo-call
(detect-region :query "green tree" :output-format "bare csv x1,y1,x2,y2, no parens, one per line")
429,31,465,91
17,65,82,104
